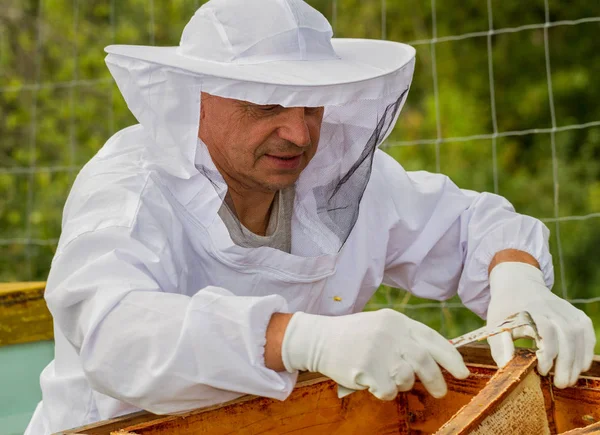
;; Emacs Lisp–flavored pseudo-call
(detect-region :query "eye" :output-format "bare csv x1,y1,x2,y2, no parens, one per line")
258,105,281,112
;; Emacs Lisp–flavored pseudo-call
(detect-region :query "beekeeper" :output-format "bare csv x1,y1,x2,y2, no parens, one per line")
26,0,596,433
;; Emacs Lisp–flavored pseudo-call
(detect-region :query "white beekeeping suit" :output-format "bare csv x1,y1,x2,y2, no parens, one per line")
26,0,557,433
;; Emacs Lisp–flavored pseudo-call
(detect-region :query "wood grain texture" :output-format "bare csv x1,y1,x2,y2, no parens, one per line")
541,376,560,434
58,375,405,435
125,380,403,435
0,281,53,346
562,421,600,434
57,368,495,434
551,376,600,433
57,355,600,435
405,365,493,434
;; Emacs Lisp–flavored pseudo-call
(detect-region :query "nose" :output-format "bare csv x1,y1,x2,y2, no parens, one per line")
276,107,312,148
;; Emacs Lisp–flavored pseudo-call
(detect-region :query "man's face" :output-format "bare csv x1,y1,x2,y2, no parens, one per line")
199,92,324,193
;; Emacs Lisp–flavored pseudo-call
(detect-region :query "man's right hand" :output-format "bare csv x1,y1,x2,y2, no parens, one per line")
280,309,470,400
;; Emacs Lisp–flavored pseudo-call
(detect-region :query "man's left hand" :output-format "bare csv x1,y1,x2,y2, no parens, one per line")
486,262,596,388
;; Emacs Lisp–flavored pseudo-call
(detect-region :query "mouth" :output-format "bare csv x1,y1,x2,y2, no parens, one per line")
263,153,303,170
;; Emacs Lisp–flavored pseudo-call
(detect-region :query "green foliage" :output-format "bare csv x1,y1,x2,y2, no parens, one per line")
1,0,599,347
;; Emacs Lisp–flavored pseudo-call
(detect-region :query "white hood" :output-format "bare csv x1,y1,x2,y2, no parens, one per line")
104,0,415,255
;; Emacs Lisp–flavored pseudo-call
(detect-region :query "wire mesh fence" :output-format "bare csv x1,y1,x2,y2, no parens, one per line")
1,0,599,344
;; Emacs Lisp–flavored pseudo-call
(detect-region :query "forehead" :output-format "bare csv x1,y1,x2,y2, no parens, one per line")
202,92,322,110
202,92,273,112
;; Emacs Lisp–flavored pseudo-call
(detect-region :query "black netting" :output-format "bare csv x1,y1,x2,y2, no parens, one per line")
313,89,409,246
197,89,409,255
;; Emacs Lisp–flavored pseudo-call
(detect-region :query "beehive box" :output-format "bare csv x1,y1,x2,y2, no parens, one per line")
57,347,600,435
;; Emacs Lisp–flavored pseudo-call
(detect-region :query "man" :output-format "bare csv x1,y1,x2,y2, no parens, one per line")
26,0,595,433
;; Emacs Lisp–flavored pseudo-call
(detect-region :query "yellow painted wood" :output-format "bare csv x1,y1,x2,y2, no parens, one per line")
0,282,46,294
0,282,53,347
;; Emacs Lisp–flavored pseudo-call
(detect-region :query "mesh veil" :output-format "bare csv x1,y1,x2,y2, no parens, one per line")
310,91,408,249
105,52,413,257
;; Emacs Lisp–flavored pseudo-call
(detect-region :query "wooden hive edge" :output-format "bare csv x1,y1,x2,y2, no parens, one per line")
562,421,600,434
0,281,53,346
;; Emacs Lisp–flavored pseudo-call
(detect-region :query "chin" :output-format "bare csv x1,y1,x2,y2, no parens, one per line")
260,176,300,192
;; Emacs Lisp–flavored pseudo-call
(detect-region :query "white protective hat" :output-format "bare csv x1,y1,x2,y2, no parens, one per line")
104,0,416,255
106,0,413,87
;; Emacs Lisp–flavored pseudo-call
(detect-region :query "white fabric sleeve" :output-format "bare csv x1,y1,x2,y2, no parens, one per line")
379,153,553,319
44,226,295,415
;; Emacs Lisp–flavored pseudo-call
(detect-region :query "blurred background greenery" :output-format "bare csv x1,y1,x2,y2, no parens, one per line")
3,0,598,342
0,2,599,431
2,0,599,336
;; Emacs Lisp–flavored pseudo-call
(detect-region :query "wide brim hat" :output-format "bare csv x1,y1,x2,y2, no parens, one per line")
103,0,417,255
104,0,415,88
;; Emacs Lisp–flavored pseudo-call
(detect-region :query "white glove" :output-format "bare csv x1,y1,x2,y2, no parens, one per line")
487,262,596,388
281,309,470,400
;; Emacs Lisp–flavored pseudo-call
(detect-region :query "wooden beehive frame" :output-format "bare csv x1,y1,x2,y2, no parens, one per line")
436,350,549,434
56,347,600,435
